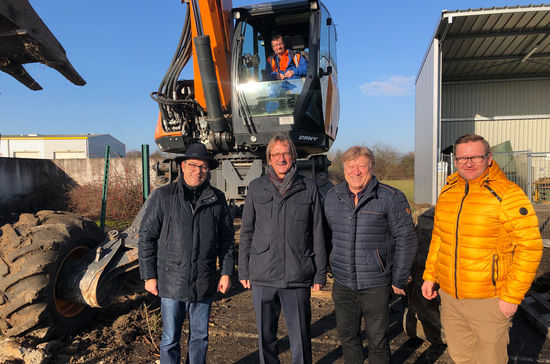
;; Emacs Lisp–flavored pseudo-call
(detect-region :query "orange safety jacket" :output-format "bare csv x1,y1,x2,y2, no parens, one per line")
268,50,302,73
422,161,542,305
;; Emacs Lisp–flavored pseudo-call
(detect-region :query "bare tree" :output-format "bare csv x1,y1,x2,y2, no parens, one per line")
372,143,401,180
328,149,345,184
328,144,414,183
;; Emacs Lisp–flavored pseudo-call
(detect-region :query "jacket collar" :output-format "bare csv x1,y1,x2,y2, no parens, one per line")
334,176,379,207
260,172,306,198
177,177,217,206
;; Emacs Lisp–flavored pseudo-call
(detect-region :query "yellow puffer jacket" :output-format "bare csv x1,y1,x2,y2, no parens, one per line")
423,162,542,304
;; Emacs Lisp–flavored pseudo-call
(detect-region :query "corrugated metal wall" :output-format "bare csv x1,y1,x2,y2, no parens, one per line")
414,39,440,205
441,79,550,153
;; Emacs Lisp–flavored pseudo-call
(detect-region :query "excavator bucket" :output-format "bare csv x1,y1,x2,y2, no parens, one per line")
0,0,85,90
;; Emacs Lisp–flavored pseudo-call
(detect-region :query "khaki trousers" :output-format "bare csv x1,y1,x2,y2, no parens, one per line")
439,290,512,364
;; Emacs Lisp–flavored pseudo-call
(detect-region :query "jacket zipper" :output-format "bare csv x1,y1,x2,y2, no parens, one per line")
376,249,386,272
484,184,502,202
454,182,469,298
492,254,499,286
352,193,373,290
191,195,213,300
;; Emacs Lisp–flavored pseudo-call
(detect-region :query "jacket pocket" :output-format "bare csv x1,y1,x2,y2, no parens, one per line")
249,240,274,281
254,195,273,224
287,242,315,283
288,197,311,222
360,210,383,215
492,254,499,286
376,249,386,272
251,240,270,255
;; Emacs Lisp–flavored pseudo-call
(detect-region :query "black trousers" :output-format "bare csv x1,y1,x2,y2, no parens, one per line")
252,285,312,364
332,281,391,364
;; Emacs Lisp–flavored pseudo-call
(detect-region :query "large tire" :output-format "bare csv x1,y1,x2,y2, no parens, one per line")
0,211,103,337
403,206,446,344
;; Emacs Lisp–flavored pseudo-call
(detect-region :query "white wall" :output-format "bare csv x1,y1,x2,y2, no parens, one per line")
441,79,550,153
414,39,440,205
43,138,87,158
0,135,125,159
3,139,45,158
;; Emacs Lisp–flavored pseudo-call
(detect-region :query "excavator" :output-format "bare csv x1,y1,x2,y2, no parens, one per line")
151,0,339,203
0,0,341,337
1,0,444,344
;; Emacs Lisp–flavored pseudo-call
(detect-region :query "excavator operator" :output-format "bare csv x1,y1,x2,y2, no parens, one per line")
267,33,308,80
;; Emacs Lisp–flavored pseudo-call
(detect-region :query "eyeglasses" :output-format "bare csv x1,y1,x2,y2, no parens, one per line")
455,154,489,165
270,151,292,159
185,162,209,172
344,164,370,171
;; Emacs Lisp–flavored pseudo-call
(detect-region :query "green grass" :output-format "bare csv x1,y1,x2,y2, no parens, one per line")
379,179,414,202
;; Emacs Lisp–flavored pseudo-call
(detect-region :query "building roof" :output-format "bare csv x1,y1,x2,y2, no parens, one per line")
432,5,550,82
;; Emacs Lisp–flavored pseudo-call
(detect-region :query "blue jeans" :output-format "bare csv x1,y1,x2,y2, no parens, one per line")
160,297,212,364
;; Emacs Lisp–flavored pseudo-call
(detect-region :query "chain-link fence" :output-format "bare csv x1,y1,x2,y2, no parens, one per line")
439,152,550,204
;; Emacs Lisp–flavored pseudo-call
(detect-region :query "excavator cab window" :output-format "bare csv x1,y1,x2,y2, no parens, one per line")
236,23,305,117
231,1,339,156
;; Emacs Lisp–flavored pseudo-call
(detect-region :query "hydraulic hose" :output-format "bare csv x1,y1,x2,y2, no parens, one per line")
194,35,227,133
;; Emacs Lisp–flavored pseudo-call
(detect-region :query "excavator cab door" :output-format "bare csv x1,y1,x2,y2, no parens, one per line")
231,0,339,158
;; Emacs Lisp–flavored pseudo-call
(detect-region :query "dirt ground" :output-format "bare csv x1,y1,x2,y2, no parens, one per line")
2,211,550,364
2,267,550,364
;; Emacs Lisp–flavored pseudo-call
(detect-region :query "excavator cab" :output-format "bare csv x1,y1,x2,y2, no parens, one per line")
231,0,339,158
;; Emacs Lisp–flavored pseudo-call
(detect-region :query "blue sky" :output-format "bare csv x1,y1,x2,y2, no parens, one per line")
1,0,544,154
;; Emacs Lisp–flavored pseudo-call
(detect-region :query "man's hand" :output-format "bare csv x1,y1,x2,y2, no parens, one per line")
498,299,518,319
392,285,406,296
283,70,295,79
217,275,231,294
421,280,438,300
240,279,251,289
144,278,158,296
312,283,323,291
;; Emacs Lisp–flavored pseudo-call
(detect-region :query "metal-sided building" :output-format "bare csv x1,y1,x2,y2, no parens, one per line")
0,134,125,159
415,5,550,205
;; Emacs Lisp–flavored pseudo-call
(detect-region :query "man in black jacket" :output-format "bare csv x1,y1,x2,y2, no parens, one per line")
239,134,327,364
138,143,234,364
324,145,417,364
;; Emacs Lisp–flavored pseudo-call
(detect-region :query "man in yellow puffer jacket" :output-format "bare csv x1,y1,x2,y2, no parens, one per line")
422,134,542,364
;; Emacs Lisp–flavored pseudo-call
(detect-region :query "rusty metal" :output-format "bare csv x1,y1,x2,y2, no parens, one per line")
0,0,85,90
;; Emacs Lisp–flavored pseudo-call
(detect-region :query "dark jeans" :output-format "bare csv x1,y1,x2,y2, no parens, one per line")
252,285,312,364
332,281,391,364
160,297,212,364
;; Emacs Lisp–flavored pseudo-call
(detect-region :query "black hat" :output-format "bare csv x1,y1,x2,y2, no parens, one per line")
175,143,219,169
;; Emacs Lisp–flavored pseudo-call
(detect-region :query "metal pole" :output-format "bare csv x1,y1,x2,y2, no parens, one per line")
527,152,533,203
142,144,150,202
100,145,111,231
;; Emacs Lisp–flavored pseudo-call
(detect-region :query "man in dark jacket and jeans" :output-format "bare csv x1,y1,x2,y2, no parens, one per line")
239,134,326,364
138,143,234,364
324,145,417,364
